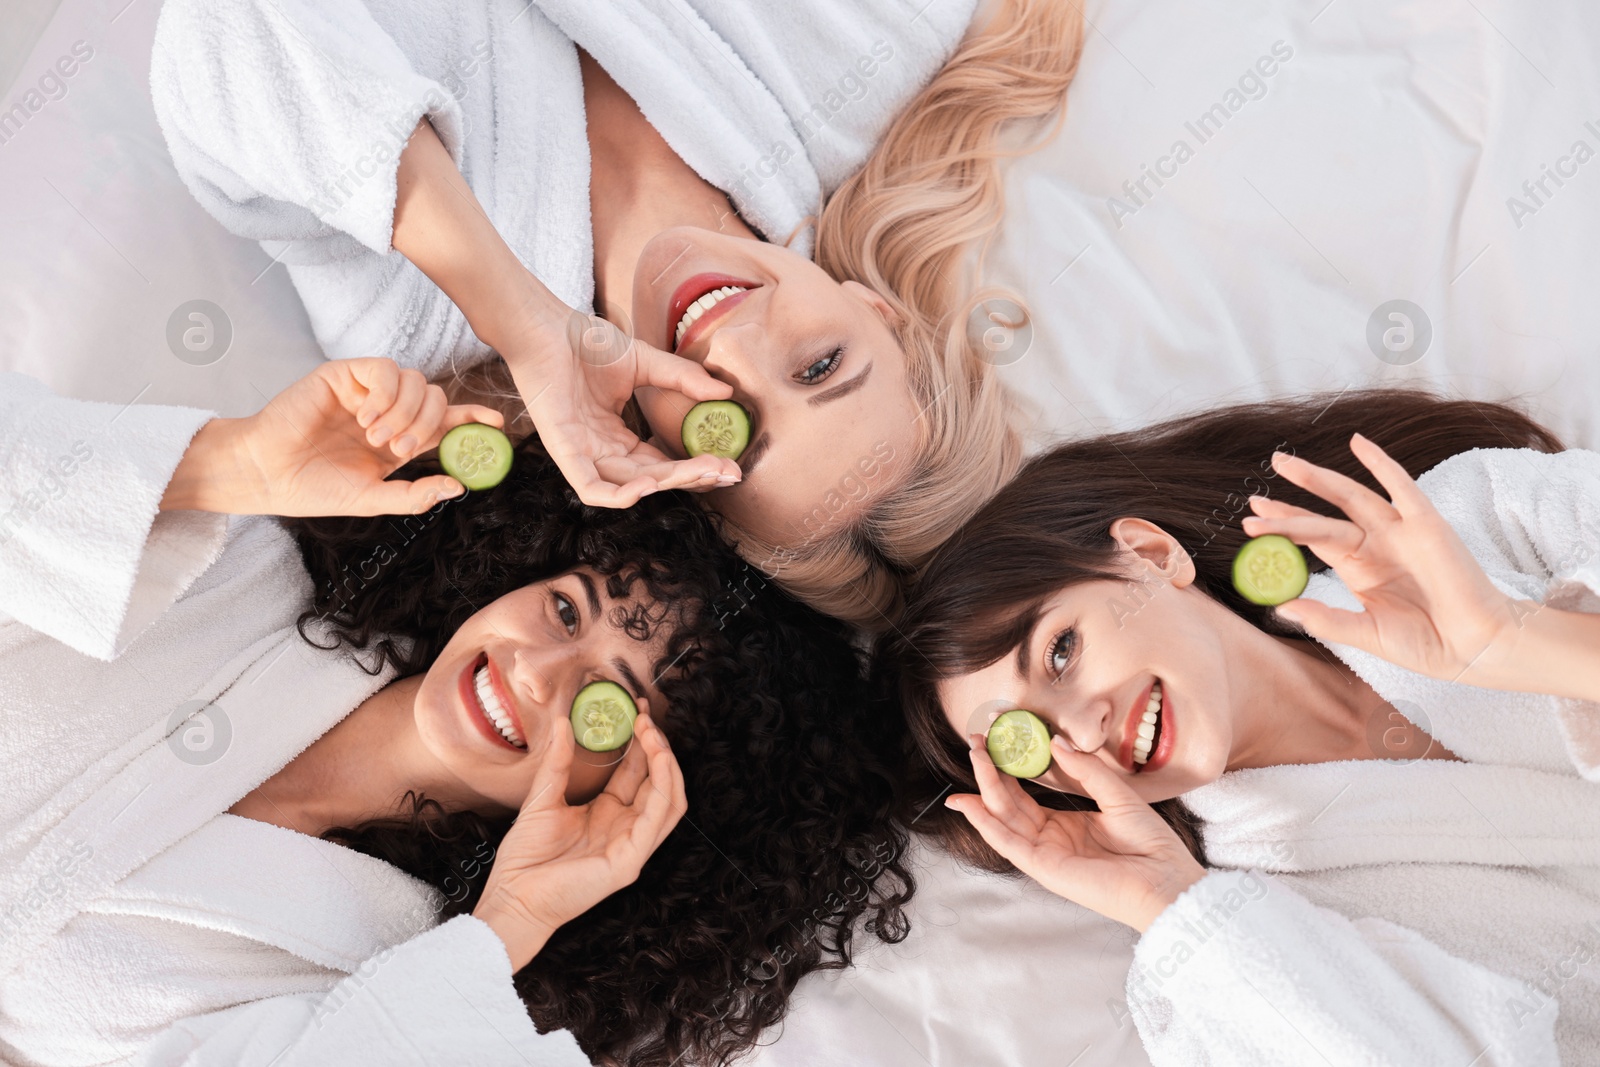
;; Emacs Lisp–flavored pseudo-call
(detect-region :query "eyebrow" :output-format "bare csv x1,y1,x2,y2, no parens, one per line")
1015,619,1038,681
575,571,602,618
738,432,771,477
575,571,648,702
808,361,873,407
613,656,647,703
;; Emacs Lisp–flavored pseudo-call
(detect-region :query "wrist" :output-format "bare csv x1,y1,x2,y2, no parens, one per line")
160,418,265,514
471,886,558,972
1131,862,1206,934
471,271,572,362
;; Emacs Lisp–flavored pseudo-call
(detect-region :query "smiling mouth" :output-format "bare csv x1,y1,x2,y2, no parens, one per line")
667,273,759,353
464,653,527,750
1129,679,1166,772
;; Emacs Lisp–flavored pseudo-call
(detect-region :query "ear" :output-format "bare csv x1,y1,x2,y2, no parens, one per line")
1107,518,1195,588
841,280,903,328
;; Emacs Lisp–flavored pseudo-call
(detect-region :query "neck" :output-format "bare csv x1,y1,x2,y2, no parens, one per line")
580,50,758,324
1227,634,1386,771
229,675,461,838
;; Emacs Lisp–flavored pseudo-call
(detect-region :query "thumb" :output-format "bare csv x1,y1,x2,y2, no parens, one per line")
1273,598,1377,651
633,340,733,402
521,718,577,815
356,475,466,516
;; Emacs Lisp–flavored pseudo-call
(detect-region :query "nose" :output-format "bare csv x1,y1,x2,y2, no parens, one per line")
509,647,564,710
1035,687,1114,756
700,320,763,396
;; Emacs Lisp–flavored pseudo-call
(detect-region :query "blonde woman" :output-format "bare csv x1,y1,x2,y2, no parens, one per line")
150,0,1080,627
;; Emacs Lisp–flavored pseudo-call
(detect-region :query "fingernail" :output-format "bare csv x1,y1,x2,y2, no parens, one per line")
716,474,738,487
370,425,393,445
943,797,957,810
395,434,417,454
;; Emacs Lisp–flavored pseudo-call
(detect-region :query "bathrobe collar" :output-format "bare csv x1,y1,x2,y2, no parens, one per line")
1,626,394,978
1186,757,1600,873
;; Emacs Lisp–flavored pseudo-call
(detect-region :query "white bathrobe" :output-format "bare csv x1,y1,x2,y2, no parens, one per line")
0,373,589,1066
148,0,978,378
1125,446,1600,1067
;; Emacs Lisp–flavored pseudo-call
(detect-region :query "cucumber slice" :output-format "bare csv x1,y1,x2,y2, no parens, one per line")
680,400,751,460
570,681,638,753
438,423,513,491
1232,534,1309,606
986,709,1053,779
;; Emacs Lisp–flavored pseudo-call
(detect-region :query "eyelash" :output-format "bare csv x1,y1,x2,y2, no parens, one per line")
797,346,844,385
554,591,579,635
1046,628,1079,679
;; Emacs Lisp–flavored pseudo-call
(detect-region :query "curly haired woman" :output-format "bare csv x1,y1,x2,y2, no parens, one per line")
0,360,910,1067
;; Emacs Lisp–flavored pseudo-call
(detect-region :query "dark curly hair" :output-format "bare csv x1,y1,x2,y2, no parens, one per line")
285,435,914,1067
883,388,1563,874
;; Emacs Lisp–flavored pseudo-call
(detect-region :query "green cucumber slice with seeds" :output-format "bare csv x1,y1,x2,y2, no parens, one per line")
438,423,513,491
1232,534,1309,606
570,681,638,753
986,709,1053,779
681,400,751,460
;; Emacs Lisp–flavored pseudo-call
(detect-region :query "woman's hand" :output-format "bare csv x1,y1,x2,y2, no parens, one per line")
947,735,1204,933
389,118,739,508
500,315,742,508
161,358,503,517
1242,435,1534,688
471,712,686,971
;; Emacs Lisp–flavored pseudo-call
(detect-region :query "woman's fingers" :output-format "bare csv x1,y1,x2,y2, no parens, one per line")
388,385,448,459
522,717,577,815
945,793,1041,869
556,452,657,508
1271,450,1397,531
1241,512,1363,557
444,404,506,430
347,358,400,428
967,734,1049,834
1050,746,1150,814
603,737,649,806
1246,495,1320,521
324,473,463,517
633,341,734,402
1349,434,1430,514
1273,596,1380,650
361,368,428,447
621,714,686,858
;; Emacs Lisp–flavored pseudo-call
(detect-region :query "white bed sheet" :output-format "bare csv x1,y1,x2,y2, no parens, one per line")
2,1,1598,1066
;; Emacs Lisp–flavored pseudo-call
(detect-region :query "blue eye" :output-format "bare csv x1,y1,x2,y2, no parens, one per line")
798,346,843,384
1047,629,1079,677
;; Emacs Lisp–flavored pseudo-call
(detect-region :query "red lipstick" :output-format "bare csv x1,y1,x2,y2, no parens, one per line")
666,273,759,353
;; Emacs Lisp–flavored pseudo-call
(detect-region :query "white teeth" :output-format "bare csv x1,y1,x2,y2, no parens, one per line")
1133,682,1163,765
674,286,746,347
474,665,525,749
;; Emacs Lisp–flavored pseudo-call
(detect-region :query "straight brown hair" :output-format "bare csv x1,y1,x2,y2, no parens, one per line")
880,388,1564,871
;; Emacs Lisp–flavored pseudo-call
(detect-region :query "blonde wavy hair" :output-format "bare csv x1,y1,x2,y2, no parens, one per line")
451,0,1083,628
733,0,1085,627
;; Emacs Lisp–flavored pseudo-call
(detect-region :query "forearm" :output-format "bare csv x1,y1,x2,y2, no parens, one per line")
392,120,568,361
1473,601,1600,703
159,419,269,514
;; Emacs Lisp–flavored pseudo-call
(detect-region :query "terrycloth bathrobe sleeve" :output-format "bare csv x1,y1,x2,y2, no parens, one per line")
149,0,463,260
135,916,589,1067
1128,870,1557,1066
0,373,228,661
